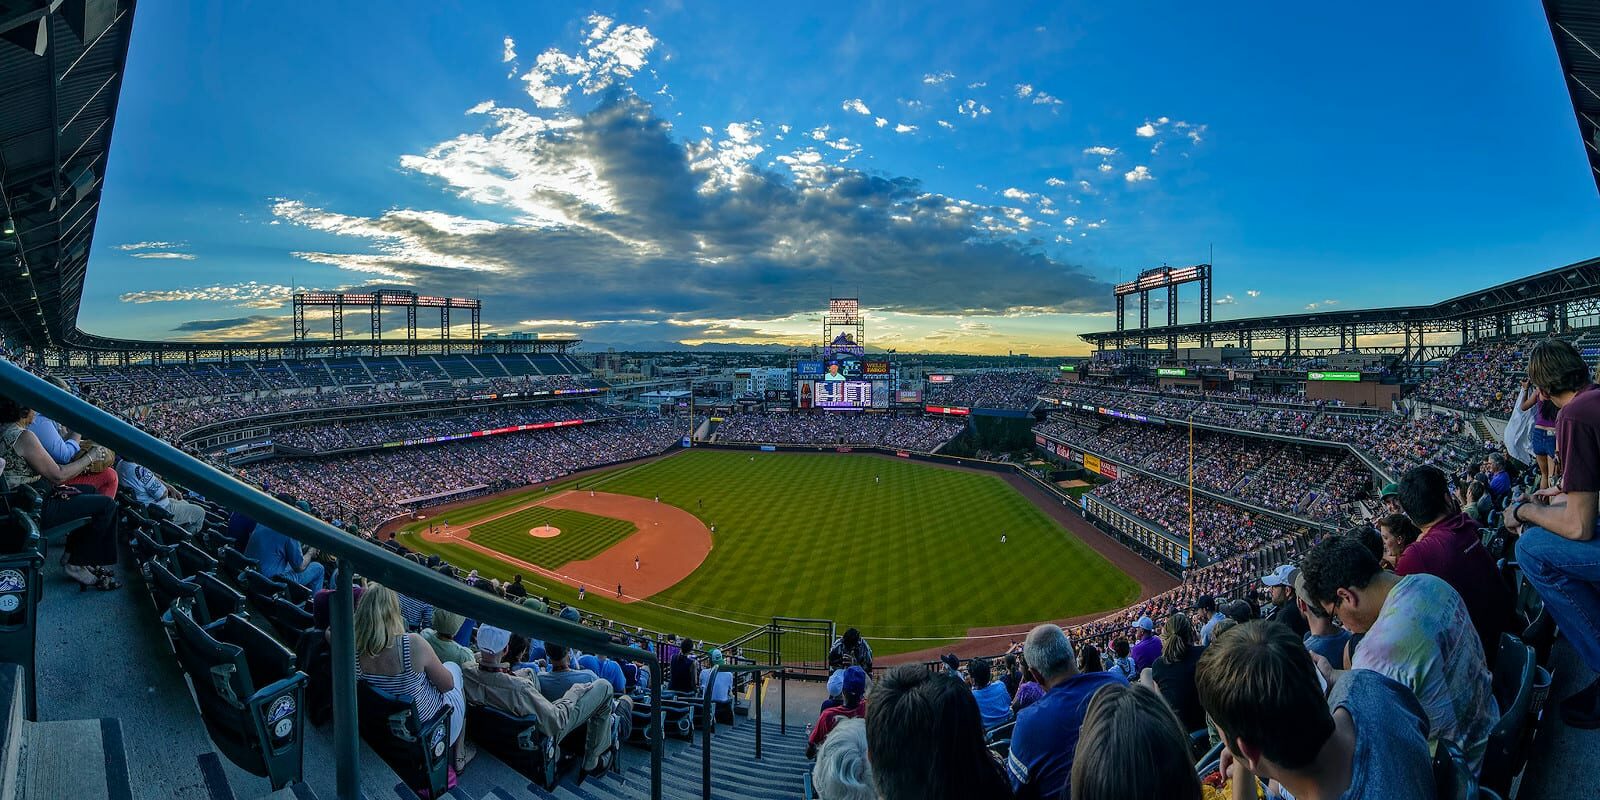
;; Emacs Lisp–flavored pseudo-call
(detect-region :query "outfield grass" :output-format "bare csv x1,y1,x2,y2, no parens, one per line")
399,450,1140,655
451,506,635,569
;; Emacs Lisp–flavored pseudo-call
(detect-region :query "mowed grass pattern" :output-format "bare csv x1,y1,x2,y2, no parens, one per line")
594,450,1139,638
397,450,1140,655
460,507,635,570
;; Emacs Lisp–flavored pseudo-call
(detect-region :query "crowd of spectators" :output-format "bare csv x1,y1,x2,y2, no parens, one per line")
1036,418,1370,524
272,401,616,452
714,412,966,453
923,370,1049,410
251,415,693,527
1090,474,1303,564
1412,337,1533,414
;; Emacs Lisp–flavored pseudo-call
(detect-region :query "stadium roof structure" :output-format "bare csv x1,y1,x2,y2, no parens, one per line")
0,0,135,354
1545,0,1600,195
1080,256,1600,354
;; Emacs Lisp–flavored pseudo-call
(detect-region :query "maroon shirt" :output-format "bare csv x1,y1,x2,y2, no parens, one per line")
1395,511,1511,655
1558,383,1600,492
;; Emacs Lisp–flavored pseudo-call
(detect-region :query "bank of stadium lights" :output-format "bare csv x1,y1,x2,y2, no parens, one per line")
1,217,14,236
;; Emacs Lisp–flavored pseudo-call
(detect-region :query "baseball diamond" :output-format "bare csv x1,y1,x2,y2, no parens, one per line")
395,448,1143,655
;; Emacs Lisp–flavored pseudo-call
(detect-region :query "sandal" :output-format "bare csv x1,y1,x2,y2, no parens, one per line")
64,564,98,590
453,740,476,772
94,574,122,591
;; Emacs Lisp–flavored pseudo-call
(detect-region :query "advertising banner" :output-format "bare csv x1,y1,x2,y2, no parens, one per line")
1083,453,1103,474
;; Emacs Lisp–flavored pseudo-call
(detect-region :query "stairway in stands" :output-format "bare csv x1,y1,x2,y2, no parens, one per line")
29,548,811,800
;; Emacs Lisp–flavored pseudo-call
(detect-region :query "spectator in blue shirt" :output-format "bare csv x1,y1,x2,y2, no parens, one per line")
967,657,1012,729
1487,455,1513,504
242,522,325,591
1007,623,1126,799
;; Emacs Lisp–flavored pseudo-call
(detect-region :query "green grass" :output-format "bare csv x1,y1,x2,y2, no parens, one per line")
449,506,635,569
399,450,1140,655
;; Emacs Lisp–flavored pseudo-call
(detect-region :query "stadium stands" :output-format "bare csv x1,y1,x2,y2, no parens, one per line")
923,370,1048,410
714,412,967,452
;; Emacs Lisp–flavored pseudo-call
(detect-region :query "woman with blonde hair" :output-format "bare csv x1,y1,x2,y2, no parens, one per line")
355,585,473,771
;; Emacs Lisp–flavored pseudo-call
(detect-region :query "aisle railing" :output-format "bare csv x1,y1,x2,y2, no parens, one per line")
0,359,667,800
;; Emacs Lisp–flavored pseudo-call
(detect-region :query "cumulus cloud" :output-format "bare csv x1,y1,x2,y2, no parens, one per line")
1083,146,1117,156
519,14,657,109
1304,299,1340,311
116,241,186,251
130,252,197,260
874,117,888,128
922,71,954,85
842,98,872,115
1246,289,1260,298
122,282,296,309
1215,294,1236,305
1031,92,1061,107
894,123,917,134
502,36,517,63
1135,122,1158,137
936,119,954,130
1001,187,1037,203
1098,163,1113,173
1015,84,1033,98
1045,177,1066,187
1124,165,1153,183
957,100,990,119
255,17,1116,340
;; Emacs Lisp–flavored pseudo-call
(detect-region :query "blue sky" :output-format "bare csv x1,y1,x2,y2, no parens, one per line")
82,1,1599,354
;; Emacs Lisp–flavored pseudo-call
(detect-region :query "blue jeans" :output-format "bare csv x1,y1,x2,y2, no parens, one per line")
1517,526,1600,672
282,561,326,592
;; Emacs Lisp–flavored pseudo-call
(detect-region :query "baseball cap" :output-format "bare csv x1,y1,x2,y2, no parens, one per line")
1261,564,1296,587
476,624,512,655
1135,616,1155,632
559,606,581,622
1380,483,1401,499
841,665,867,695
709,648,725,666
1197,594,1216,612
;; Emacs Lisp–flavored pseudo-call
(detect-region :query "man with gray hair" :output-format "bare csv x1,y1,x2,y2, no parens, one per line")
1005,623,1127,799
811,717,874,800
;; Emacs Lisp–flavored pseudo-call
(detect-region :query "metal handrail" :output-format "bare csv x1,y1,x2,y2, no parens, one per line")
0,358,665,800
696,663,780,800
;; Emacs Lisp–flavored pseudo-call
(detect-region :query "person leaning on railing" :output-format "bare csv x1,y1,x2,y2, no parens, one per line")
0,393,122,591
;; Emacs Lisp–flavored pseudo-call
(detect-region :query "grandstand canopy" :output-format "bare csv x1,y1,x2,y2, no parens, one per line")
1080,257,1600,349
0,0,134,352
1546,0,1600,195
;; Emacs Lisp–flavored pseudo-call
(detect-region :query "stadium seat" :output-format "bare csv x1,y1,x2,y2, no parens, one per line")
131,526,176,572
192,571,246,620
148,559,213,627
355,680,452,798
241,568,286,612
217,545,260,583
170,610,306,791
464,703,562,789
260,596,314,646
292,630,333,727
1433,739,1480,800
1479,634,1536,796
174,541,219,580
155,518,191,547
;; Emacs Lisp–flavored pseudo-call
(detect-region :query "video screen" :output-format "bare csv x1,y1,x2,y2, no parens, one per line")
821,354,863,382
816,380,873,409
927,374,955,383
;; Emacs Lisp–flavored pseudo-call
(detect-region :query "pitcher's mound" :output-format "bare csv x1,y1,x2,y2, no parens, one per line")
529,525,562,539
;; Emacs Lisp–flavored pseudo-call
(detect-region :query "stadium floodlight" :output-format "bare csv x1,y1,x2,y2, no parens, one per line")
1,217,13,236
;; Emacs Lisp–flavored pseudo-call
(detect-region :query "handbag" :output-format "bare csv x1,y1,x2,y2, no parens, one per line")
1504,387,1536,465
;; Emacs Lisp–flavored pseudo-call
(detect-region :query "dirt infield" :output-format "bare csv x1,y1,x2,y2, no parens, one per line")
415,490,712,603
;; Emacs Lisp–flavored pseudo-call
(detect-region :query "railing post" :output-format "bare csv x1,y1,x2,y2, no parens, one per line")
330,558,360,800
702,665,715,800
650,656,663,800
780,669,787,735
754,670,762,760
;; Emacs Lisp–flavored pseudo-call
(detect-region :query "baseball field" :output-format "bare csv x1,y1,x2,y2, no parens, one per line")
394,449,1141,656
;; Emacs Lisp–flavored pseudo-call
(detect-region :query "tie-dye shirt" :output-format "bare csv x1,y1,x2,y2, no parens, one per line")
1352,573,1498,771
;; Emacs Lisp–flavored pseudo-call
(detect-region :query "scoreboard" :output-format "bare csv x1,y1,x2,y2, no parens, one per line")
816,380,874,409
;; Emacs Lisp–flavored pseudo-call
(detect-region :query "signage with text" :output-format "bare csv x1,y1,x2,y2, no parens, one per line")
1306,371,1362,382
924,405,971,416
1156,367,1190,377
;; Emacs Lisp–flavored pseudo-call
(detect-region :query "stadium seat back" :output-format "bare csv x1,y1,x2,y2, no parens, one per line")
156,519,191,546
175,541,219,579
132,527,177,571
192,571,245,619
465,703,560,789
355,680,452,797
1433,739,1480,800
262,597,314,645
149,559,210,626
1480,634,1536,796
240,568,283,610
218,545,260,583
170,611,306,791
